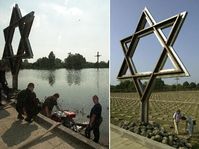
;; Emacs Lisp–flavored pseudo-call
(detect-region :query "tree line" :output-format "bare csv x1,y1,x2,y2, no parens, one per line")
111,79,199,92
21,51,109,69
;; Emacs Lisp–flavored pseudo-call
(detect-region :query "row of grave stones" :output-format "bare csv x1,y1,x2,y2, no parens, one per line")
111,95,199,132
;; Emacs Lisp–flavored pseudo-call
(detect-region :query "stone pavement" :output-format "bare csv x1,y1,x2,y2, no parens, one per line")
111,125,149,149
111,124,175,149
0,105,101,149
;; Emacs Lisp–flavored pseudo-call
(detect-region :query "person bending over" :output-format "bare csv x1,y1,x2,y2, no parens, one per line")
42,93,61,117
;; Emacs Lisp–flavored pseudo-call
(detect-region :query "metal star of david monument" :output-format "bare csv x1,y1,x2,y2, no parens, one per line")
2,4,34,90
117,8,189,123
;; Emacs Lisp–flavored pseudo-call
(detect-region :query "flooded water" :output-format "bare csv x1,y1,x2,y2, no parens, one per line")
6,68,109,145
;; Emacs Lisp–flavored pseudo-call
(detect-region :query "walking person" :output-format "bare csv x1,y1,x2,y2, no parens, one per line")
16,83,39,123
42,93,61,117
85,95,103,143
173,109,182,135
182,115,195,138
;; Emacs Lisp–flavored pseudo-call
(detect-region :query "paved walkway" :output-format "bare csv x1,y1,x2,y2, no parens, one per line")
0,105,89,149
111,131,149,149
111,125,150,149
111,126,149,149
111,125,175,149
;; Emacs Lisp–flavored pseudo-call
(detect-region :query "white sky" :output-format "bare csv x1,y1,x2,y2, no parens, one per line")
0,0,109,63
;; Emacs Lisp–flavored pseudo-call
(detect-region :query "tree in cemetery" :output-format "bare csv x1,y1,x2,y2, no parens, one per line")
111,79,199,92
154,78,165,91
111,80,136,92
197,83,199,89
183,81,189,89
189,82,197,89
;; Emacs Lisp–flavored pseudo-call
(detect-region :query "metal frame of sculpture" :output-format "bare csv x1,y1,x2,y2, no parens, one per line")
2,4,34,90
117,7,189,123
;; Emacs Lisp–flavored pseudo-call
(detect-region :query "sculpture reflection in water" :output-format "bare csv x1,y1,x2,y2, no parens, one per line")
66,70,81,86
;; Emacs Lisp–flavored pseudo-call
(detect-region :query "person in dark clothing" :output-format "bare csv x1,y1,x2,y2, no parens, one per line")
0,63,9,98
42,93,61,117
16,83,39,123
0,83,3,106
85,95,102,143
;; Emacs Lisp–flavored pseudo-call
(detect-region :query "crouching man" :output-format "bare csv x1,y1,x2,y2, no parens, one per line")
16,83,40,123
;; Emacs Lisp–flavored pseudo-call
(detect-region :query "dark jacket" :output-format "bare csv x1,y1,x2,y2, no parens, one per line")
90,103,102,125
16,89,38,114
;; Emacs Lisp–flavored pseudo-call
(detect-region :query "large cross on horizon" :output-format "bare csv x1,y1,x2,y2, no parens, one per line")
95,51,101,63
95,51,101,69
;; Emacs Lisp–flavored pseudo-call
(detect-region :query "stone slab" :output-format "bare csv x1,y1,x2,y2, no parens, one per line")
111,124,175,149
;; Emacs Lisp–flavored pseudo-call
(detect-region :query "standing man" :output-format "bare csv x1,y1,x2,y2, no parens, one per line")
16,83,38,123
85,95,102,143
173,109,182,135
42,93,61,117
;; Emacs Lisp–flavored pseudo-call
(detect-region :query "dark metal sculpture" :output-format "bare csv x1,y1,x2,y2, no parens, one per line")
117,8,189,123
2,4,34,90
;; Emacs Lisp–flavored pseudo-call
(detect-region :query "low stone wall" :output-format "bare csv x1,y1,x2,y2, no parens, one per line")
8,98,106,149
35,113,106,149
118,121,193,149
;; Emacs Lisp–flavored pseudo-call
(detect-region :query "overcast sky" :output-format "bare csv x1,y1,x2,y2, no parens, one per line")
111,0,199,85
0,0,109,63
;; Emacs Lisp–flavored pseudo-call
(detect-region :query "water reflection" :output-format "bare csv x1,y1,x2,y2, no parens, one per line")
75,107,86,117
38,69,81,86
96,69,99,92
48,71,55,86
66,70,81,86
39,70,55,86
